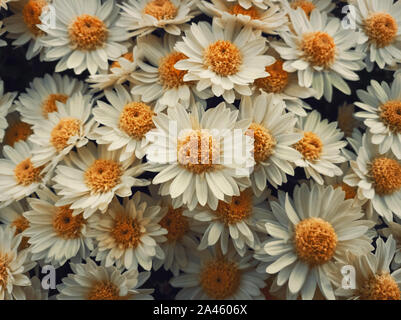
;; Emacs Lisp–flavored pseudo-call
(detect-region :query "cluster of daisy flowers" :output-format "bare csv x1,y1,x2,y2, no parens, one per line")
0,0,401,301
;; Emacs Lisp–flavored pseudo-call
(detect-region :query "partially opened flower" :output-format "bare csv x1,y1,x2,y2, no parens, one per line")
0,79,17,144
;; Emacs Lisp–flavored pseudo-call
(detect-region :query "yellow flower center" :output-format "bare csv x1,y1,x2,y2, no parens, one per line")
254,60,289,94
42,93,69,118
364,13,398,48
68,14,108,51
334,183,357,200
229,4,260,19
294,217,338,266
22,0,47,37
293,131,323,161
84,159,122,193
300,32,336,68
291,0,316,18
3,121,33,147
119,102,155,140
214,189,252,225
11,216,30,250
14,158,43,186
52,205,85,239
159,206,189,243
87,281,125,300
246,123,276,163
158,52,190,89
177,130,221,174
370,157,401,195
111,213,143,249
360,273,400,300
200,258,241,300
380,100,401,133
204,40,242,76
0,253,11,291
110,52,134,69
143,0,178,20
50,118,81,152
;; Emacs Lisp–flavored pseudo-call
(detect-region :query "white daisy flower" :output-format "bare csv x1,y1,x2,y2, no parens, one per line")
272,8,365,102
198,0,289,35
0,21,7,47
226,0,271,10
57,258,154,300
254,182,374,300
131,33,212,110
38,0,129,75
29,93,96,169
344,133,401,221
293,110,347,185
353,0,401,70
354,76,401,158
0,141,47,206
170,245,267,300
23,188,94,267
118,0,197,37
4,0,52,60
0,80,17,144
239,94,302,194
329,236,401,300
185,188,270,256
52,141,150,219
173,18,274,103
1,111,33,151
284,0,335,18
145,102,252,211
88,192,167,271
0,225,36,300
16,73,89,126
381,218,401,269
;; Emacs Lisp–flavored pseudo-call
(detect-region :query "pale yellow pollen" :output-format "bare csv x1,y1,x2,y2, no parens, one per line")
380,100,401,133
200,257,241,299
42,94,69,118
143,0,178,20
360,272,401,300
254,59,289,94
68,14,108,51
50,118,81,152
246,123,276,163
177,130,221,174
111,213,143,250
214,189,253,225
291,0,316,18
229,4,260,19
110,52,134,69
364,13,398,48
300,32,336,68
87,281,125,300
159,206,189,243
334,182,357,200
3,121,33,147
370,157,401,195
84,159,122,193
158,52,190,89
294,217,338,266
14,158,43,186
0,253,11,291
293,131,323,161
52,205,85,239
204,40,242,76
22,0,47,37
119,102,155,139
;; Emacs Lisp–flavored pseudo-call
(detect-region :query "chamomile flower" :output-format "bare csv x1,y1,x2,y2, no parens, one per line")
57,259,154,300
23,188,93,267
381,217,401,269
131,34,212,110
293,110,347,185
330,236,401,300
29,93,96,169
226,0,271,10
0,225,36,300
145,102,252,211
0,80,18,144
173,18,274,103
0,141,47,206
2,112,33,150
16,73,89,125
254,183,374,300
344,133,401,221
284,0,335,18
198,0,289,35
118,0,197,37
52,141,150,219
4,0,51,60
354,76,401,158
239,94,302,194
88,193,167,271
38,0,129,75
272,8,365,102
170,245,267,300
353,0,401,70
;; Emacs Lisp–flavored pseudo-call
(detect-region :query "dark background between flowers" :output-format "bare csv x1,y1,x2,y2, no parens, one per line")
0,0,396,299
